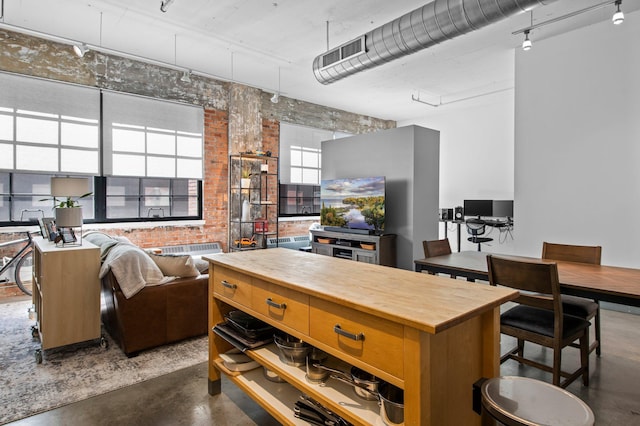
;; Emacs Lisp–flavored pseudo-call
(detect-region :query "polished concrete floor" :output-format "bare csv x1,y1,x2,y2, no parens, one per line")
7,308,640,425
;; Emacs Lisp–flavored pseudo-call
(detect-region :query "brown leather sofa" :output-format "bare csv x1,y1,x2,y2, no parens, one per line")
101,270,208,356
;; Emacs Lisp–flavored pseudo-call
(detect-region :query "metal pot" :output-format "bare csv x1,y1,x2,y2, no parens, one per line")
274,333,310,366
378,381,404,426
305,348,329,383
314,364,380,401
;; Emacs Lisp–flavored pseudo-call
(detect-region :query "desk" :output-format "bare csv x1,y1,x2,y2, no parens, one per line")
440,219,514,252
415,251,640,308
439,219,464,252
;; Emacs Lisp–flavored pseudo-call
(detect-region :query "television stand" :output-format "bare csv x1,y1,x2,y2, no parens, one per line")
310,229,396,267
323,226,373,235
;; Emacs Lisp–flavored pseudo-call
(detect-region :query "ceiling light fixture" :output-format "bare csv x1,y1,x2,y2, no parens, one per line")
73,43,89,57
522,30,532,51
513,1,623,42
180,70,191,83
160,0,175,13
612,0,624,25
271,67,281,104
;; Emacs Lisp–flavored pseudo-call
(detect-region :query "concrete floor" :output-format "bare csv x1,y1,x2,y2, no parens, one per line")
7,308,640,425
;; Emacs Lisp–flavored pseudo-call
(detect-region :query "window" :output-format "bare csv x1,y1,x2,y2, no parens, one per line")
279,184,321,217
279,122,351,216
103,91,203,179
0,73,100,175
0,73,204,225
104,177,200,220
0,172,95,225
290,146,321,185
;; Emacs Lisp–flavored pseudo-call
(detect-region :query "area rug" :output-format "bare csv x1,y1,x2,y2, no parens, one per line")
0,299,208,425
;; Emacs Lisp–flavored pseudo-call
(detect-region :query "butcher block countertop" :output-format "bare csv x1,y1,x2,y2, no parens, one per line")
205,248,517,334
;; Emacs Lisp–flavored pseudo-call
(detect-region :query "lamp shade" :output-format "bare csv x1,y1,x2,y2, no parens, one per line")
51,177,89,197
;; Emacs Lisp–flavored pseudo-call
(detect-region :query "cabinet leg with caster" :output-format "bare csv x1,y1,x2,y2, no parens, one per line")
35,349,42,364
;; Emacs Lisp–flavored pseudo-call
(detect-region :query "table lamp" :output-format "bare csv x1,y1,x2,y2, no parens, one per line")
50,177,89,229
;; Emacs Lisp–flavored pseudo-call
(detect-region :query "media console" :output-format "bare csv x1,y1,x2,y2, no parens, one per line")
310,229,396,267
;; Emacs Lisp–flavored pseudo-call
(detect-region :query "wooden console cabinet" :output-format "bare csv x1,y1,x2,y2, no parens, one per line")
310,229,396,267
205,248,517,425
32,237,101,352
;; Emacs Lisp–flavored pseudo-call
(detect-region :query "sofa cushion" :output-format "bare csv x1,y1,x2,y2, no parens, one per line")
148,253,200,278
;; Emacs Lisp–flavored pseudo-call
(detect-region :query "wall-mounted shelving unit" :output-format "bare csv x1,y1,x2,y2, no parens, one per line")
229,154,279,251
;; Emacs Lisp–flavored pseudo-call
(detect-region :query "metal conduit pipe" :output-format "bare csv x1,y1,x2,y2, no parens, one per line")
312,0,557,85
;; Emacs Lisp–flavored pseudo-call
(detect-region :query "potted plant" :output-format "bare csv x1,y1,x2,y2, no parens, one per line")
53,194,92,228
241,167,251,189
41,192,93,228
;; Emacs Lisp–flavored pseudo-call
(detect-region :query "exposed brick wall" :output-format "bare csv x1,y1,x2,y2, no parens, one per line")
279,219,318,237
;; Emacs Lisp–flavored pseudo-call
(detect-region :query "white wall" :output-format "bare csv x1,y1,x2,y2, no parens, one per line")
514,10,640,267
400,85,516,253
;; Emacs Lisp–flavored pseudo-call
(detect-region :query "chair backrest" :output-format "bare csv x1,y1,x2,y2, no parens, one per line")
542,242,601,265
487,255,562,313
466,218,486,236
422,239,452,258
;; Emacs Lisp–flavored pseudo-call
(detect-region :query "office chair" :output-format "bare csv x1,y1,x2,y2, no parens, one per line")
542,242,602,356
487,255,590,388
465,218,492,251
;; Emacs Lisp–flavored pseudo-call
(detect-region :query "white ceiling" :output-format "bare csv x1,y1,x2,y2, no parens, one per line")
1,0,637,122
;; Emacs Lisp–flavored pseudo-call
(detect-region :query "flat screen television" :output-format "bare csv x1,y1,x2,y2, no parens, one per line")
320,176,385,233
463,199,493,218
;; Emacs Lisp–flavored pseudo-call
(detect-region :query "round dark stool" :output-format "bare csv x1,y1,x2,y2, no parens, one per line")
481,376,594,426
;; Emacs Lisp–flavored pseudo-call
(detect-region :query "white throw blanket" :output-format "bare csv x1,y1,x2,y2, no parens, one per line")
99,242,173,299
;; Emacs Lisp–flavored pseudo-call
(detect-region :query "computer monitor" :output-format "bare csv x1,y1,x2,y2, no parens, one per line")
492,200,514,218
463,199,493,217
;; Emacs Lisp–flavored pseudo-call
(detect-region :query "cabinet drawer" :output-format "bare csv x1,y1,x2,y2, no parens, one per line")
252,279,309,334
213,266,252,308
310,297,404,379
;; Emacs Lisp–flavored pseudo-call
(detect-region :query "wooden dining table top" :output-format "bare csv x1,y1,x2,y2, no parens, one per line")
415,251,640,307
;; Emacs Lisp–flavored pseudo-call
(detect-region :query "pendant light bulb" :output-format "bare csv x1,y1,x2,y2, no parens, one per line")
73,43,89,58
522,31,532,51
612,1,624,25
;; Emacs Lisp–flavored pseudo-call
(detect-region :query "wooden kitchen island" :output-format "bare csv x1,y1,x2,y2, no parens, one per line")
205,248,518,425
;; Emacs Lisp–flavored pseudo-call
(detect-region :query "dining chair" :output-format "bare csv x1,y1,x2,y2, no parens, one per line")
465,218,493,251
422,239,455,278
487,255,590,388
542,242,602,356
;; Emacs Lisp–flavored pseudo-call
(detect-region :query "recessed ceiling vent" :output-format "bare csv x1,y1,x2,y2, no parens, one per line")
321,35,366,69
313,0,557,85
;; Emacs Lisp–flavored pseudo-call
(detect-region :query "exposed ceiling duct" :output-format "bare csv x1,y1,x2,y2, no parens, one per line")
312,0,557,85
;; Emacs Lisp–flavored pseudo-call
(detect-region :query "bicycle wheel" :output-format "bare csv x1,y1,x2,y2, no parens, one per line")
15,249,33,296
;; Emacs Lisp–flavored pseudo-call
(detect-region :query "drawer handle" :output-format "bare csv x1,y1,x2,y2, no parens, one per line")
265,298,287,310
221,280,237,289
334,324,365,341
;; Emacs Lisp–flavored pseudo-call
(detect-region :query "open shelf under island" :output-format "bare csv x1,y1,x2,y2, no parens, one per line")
204,248,518,425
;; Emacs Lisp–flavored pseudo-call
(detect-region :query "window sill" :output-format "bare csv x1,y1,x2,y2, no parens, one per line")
278,216,320,222
0,220,206,234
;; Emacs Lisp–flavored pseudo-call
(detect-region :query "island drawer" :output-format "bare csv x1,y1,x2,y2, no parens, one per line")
212,266,252,308
309,297,404,379
251,279,310,334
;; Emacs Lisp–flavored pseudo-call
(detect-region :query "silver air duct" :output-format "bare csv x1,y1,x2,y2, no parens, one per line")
313,0,556,85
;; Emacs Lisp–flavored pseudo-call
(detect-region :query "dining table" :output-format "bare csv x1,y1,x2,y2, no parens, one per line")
415,251,640,308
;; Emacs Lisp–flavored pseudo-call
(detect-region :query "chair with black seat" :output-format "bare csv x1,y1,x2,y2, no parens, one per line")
542,242,602,356
487,254,590,388
422,239,455,278
465,218,493,251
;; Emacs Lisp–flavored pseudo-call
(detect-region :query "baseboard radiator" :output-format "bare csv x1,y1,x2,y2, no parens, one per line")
158,242,222,256
266,235,310,250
